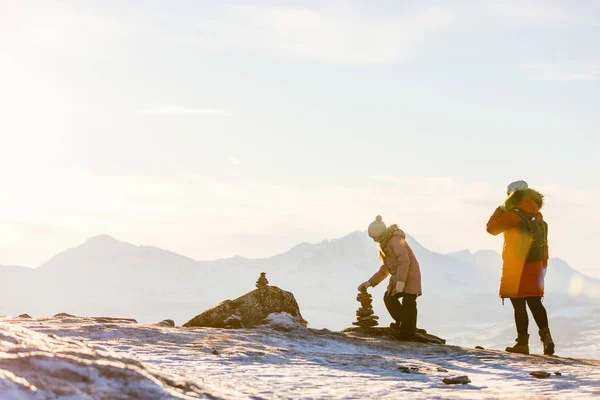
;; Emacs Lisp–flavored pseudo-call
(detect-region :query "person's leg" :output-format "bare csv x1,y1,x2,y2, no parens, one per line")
399,294,418,336
506,298,530,354
526,297,555,355
383,292,403,326
525,297,548,329
510,298,529,335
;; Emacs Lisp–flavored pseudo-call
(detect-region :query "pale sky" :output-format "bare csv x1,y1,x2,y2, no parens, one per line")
1,0,599,278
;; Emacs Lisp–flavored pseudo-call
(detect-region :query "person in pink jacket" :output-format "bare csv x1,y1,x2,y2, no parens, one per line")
358,216,423,338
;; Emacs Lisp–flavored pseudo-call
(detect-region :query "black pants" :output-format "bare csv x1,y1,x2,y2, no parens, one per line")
383,292,418,335
510,297,549,335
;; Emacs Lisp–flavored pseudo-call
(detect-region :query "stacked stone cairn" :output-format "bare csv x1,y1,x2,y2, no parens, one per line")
352,287,379,327
255,272,269,289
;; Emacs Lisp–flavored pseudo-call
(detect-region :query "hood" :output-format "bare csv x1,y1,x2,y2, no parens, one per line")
392,228,406,239
503,188,544,214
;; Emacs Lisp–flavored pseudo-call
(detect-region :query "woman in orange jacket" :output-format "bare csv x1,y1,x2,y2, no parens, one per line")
486,180,555,355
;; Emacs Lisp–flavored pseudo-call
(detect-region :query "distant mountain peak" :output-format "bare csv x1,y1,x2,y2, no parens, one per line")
84,235,119,245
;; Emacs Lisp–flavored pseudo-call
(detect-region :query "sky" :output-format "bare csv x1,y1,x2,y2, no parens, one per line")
1,0,599,278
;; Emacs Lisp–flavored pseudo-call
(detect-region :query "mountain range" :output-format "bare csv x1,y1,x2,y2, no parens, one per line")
1,232,599,358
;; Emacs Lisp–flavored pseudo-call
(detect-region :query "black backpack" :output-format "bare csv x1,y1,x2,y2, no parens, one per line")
515,210,548,262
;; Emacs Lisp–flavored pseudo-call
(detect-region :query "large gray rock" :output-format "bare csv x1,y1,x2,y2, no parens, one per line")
183,286,307,328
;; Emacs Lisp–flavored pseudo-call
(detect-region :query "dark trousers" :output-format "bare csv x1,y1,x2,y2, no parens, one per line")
383,292,418,334
510,297,549,335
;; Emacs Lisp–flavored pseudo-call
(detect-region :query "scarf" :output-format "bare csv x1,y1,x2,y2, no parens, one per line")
376,224,398,260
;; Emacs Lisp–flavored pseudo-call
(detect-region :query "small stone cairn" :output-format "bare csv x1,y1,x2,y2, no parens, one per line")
352,287,379,327
256,272,269,289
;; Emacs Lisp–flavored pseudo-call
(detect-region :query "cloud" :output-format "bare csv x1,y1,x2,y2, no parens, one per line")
178,5,452,65
522,62,600,81
137,106,232,116
486,1,598,26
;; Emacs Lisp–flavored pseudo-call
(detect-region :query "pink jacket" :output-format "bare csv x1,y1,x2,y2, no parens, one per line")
368,229,422,296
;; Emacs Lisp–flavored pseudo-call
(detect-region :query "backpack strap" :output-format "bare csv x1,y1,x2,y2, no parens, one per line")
514,209,534,221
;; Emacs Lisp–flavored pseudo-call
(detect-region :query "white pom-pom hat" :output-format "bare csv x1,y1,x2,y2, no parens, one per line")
507,180,528,195
368,215,387,238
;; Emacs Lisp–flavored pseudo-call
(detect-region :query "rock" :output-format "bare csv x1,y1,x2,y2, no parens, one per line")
437,367,448,372
0,323,219,399
398,366,419,374
183,285,307,328
343,326,446,345
212,350,219,355
17,314,32,319
530,371,552,379
443,376,471,385
255,272,269,289
223,315,243,329
352,288,379,328
155,319,175,327
555,372,562,376
53,313,76,318
475,346,485,350
92,317,138,324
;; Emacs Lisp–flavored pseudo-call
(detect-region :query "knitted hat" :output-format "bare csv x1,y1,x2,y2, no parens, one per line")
368,215,387,238
507,180,528,195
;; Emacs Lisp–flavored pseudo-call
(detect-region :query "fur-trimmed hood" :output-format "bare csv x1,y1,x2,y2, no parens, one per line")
503,188,544,214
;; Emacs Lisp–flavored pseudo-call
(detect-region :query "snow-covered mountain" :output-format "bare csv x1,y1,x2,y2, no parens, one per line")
1,233,599,358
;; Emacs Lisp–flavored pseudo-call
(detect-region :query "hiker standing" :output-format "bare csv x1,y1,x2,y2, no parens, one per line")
357,216,422,338
486,180,555,355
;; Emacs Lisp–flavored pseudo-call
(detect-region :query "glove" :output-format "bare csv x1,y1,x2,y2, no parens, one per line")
395,281,406,294
357,281,371,291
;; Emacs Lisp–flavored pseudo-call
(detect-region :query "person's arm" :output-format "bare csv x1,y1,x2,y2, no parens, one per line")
391,236,410,288
368,265,389,287
486,207,521,235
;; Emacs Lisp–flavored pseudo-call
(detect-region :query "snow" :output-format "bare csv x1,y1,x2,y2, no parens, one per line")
265,312,306,329
0,322,221,399
2,316,599,399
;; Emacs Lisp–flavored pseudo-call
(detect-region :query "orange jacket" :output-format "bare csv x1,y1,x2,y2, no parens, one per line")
487,189,548,298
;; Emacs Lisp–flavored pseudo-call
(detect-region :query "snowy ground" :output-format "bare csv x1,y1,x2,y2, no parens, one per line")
1,315,599,399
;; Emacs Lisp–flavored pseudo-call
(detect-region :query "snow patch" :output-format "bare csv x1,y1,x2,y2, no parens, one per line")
264,312,306,329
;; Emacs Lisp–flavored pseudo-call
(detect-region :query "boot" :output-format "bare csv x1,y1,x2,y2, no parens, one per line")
539,328,555,355
390,322,401,330
505,334,530,354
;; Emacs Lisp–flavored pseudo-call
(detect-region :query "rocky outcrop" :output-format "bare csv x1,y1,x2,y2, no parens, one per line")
155,319,176,327
183,286,307,328
0,323,221,399
343,326,446,345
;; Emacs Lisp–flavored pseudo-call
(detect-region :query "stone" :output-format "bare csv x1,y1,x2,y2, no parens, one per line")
223,315,243,329
475,346,485,350
443,376,471,385
183,285,307,328
343,326,445,344
398,366,420,374
17,314,32,319
437,367,448,373
256,272,269,289
53,313,76,318
555,372,562,376
155,319,175,327
92,317,138,324
530,371,552,379
352,287,379,328
212,350,219,355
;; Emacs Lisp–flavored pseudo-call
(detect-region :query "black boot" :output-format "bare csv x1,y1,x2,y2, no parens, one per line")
506,334,530,354
390,322,401,330
539,328,555,355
